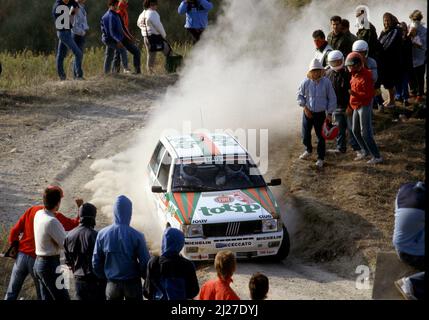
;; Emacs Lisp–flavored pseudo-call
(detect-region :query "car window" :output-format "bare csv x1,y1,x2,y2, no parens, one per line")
149,142,166,175
157,151,172,190
171,161,266,192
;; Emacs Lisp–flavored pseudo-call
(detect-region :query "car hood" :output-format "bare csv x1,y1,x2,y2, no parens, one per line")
166,188,280,225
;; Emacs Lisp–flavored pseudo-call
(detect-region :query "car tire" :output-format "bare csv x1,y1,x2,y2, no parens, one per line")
273,225,290,261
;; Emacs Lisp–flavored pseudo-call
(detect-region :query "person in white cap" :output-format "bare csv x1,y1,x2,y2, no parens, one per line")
352,40,377,83
325,50,354,154
297,58,337,168
352,39,384,112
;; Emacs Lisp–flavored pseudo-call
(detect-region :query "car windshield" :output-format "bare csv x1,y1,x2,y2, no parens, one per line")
171,161,266,192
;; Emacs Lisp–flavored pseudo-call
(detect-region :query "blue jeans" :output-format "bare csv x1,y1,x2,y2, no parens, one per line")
112,49,129,72
122,37,141,73
33,256,70,301
302,111,326,160
105,279,143,300
75,277,106,300
333,111,347,152
56,30,83,79
4,252,41,300
352,105,381,159
346,114,361,151
395,72,410,101
72,34,86,79
104,41,127,74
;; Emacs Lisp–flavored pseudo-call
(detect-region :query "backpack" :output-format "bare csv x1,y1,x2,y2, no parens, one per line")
144,256,187,300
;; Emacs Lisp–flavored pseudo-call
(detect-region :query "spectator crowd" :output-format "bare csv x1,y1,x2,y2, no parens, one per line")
1,1,426,301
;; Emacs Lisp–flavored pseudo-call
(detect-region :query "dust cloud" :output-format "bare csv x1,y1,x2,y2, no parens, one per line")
84,0,426,250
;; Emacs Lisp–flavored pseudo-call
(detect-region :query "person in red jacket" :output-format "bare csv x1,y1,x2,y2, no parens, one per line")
112,0,141,74
345,52,383,165
199,250,240,300
4,186,82,300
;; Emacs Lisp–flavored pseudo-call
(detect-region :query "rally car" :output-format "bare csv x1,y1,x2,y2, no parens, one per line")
147,132,290,261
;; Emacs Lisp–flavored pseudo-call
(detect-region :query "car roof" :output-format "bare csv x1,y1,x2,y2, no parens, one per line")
162,133,248,159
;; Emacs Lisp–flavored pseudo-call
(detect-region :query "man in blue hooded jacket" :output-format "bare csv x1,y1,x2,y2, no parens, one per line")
101,0,141,74
92,195,150,300
178,0,213,43
143,227,199,300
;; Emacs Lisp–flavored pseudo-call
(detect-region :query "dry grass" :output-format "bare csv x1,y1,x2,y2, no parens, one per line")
0,43,191,92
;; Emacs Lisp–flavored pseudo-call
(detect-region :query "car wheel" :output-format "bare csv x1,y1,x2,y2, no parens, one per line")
274,225,290,261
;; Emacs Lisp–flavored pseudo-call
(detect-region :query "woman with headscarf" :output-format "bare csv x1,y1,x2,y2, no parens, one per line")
378,12,403,108
355,5,381,60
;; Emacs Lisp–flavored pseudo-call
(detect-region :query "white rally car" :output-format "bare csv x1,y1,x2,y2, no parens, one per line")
148,132,290,261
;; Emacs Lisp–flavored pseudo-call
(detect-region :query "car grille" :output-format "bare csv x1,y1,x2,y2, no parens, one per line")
203,221,262,237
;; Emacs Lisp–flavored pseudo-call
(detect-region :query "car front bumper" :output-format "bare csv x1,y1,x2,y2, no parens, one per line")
182,230,284,260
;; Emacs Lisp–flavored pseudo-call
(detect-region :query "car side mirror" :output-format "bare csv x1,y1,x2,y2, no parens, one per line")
152,186,166,193
267,178,281,186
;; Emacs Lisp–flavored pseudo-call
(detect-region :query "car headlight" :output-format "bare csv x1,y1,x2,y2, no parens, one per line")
181,224,204,238
262,219,278,232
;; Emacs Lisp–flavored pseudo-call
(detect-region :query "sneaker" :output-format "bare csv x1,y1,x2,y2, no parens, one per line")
315,159,324,168
403,100,411,107
367,157,383,164
123,68,132,74
354,152,367,161
299,151,312,160
394,278,417,300
75,76,85,81
377,104,384,113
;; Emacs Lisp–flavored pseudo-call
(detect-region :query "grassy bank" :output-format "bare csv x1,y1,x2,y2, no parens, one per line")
0,43,191,91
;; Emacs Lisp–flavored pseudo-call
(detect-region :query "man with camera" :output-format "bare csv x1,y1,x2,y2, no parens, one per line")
178,0,213,43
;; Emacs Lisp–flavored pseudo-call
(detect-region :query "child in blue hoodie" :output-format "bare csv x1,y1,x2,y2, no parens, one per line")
144,227,199,300
297,58,337,168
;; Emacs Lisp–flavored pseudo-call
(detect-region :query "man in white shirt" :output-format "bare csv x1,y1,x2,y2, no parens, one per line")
137,0,171,74
33,187,70,300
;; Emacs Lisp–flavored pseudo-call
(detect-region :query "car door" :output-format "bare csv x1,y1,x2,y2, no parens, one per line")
148,142,166,185
154,150,173,227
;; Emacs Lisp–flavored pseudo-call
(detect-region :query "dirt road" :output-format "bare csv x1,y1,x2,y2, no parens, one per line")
0,76,371,299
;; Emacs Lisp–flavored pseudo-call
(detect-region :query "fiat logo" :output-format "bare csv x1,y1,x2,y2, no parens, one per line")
214,196,234,204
